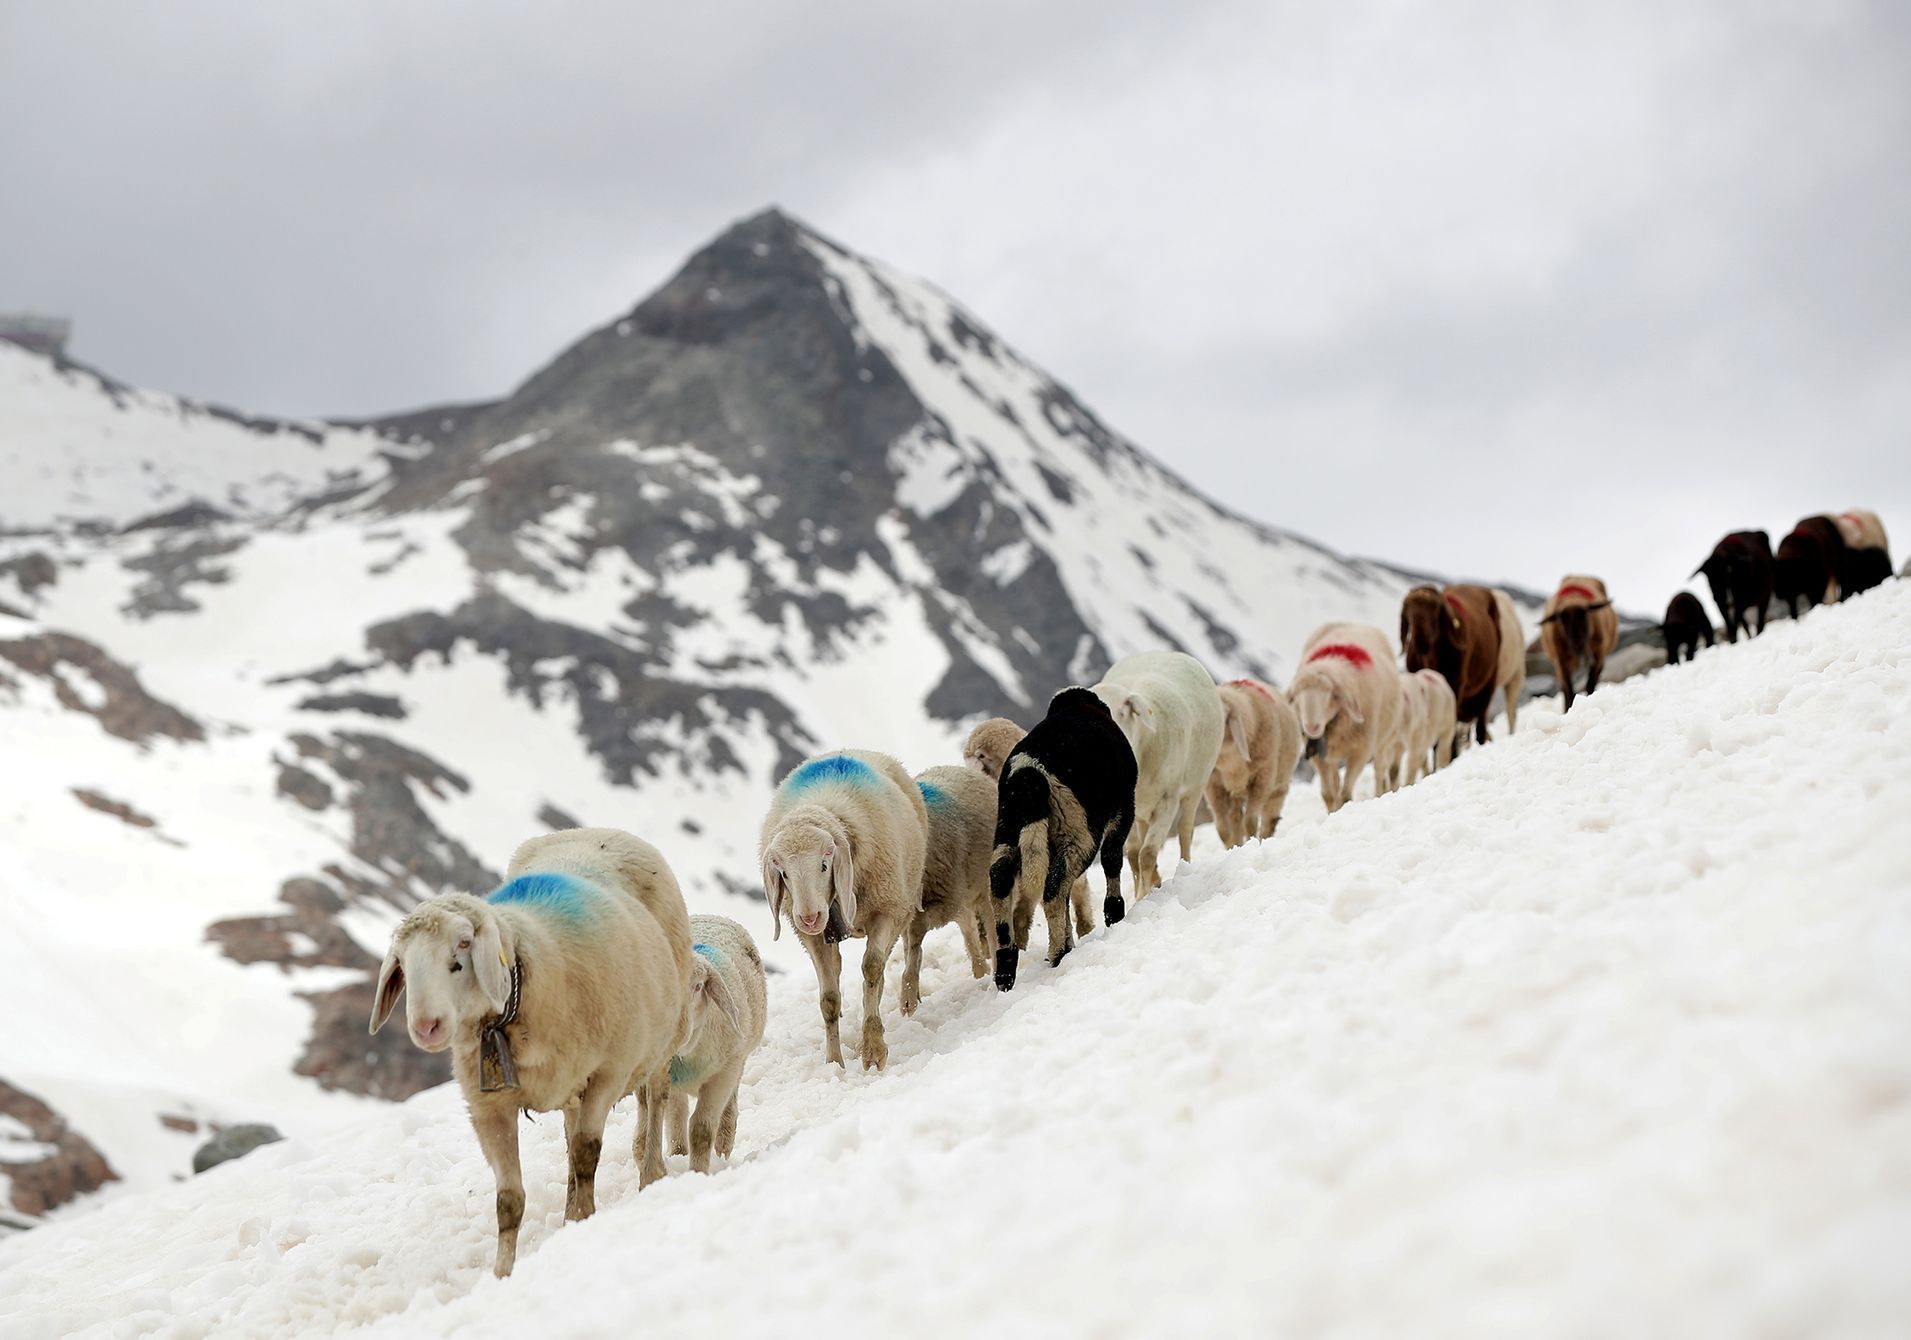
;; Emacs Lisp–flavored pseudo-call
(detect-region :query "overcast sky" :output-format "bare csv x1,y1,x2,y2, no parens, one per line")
3,1,1906,611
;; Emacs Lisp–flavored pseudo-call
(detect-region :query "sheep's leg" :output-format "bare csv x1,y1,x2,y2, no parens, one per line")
715,1094,739,1159
1102,802,1135,926
858,917,903,1071
666,1092,690,1157
1260,782,1289,838
1069,875,1094,937
1587,656,1604,694
1505,686,1519,734
628,1072,668,1189
1175,792,1199,864
961,904,990,979
1037,842,1078,967
1204,778,1232,848
564,1076,618,1220
801,934,845,1065
689,1063,743,1173
899,913,928,1018
471,1103,524,1278
1010,892,1033,952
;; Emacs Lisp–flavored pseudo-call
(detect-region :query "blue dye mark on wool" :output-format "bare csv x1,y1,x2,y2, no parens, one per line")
783,754,876,794
488,872,594,923
917,780,952,809
669,1054,705,1087
693,942,723,966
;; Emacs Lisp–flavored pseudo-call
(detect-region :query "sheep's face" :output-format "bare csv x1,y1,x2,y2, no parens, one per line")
368,898,511,1052
762,821,855,941
1289,679,1337,740
1399,590,1457,673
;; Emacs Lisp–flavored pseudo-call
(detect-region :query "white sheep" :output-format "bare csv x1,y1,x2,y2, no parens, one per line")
759,750,928,1070
1491,588,1527,735
900,765,996,1015
1091,651,1226,894
1390,670,1428,789
665,913,767,1174
1286,623,1403,813
368,827,693,1277
1412,668,1458,777
1205,677,1302,846
961,717,1024,781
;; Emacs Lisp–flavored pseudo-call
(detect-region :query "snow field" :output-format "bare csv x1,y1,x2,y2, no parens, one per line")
3,580,1907,1338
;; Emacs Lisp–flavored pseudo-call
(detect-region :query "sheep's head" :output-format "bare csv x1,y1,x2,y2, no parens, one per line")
368,895,512,1052
761,812,855,941
1288,666,1361,741
1398,588,1457,672
962,718,1024,780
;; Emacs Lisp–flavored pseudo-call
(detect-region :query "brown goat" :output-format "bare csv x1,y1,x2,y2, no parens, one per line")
1399,584,1503,747
1538,576,1619,712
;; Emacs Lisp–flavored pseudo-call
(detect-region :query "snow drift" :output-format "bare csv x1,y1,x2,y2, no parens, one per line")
3,580,1906,1338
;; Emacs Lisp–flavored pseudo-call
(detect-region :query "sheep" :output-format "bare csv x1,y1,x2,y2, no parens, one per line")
1091,651,1226,895
900,765,996,1015
961,717,1024,781
1287,623,1403,813
1695,530,1774,642
1538,576,1619,712
1774,516,1846,617
1661,591,1714,665
1204,677,1302,846
990,686,1137,991
759,750,927,1070
1832,508,1893,598
1490,589,1526,735
1400,584,1504,748
1413,668,1458,774
368,827,693,1277
664,913,766,1174
1391,671,1429,788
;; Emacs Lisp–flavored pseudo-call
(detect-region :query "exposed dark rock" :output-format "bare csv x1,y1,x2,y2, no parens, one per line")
71,787,157,829
537,802,584,830
191,1123,283,1174
120,532,246,617
0,1078,117,1217
206,876,375,971
295,692,407,719
0,630,204,745
296,981,450,1099
0,551,57,600
275,762,334,811
121,501,236,533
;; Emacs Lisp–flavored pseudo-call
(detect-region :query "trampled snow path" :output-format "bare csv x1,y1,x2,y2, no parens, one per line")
4,586,1909,1338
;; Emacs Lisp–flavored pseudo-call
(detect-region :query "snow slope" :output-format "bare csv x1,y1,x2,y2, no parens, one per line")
4,581,1905,1338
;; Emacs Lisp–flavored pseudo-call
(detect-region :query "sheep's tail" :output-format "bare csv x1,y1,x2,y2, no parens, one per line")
989,763,1049,992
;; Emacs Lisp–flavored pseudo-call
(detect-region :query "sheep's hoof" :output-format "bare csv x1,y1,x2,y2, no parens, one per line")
860,1036,888,1071
899,981,921,1016
994,946,1019,992
1103,894,1125,926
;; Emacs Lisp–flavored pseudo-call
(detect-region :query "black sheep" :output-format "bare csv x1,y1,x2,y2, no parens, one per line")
1840,544,1894,598
1660,591,1714,666
1695,530,1775,642
1773,515,1846,619
988,687,1136,992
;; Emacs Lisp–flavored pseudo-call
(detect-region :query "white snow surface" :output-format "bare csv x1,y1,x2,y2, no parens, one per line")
4,583,1906,1338
0,344,388,530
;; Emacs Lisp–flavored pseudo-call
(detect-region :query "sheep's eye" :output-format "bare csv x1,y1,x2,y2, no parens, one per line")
450,961,463,973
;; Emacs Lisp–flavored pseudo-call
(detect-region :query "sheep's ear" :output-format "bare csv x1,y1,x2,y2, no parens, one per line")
1117,693,1142,723
762,853,785,941
1587,600,1612,612
1539,611,1559,625
369,946,404,1034
1337,687,1365,725
829,840,858,932
1227,708,1251,760
473,917,510,1014
692,956,744,1035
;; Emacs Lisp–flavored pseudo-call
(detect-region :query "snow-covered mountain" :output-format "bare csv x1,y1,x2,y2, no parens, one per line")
0,208,1428,1222
4,581,1905,1337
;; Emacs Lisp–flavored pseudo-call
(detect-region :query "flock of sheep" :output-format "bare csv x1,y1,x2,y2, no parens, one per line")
364,505,1895,1279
